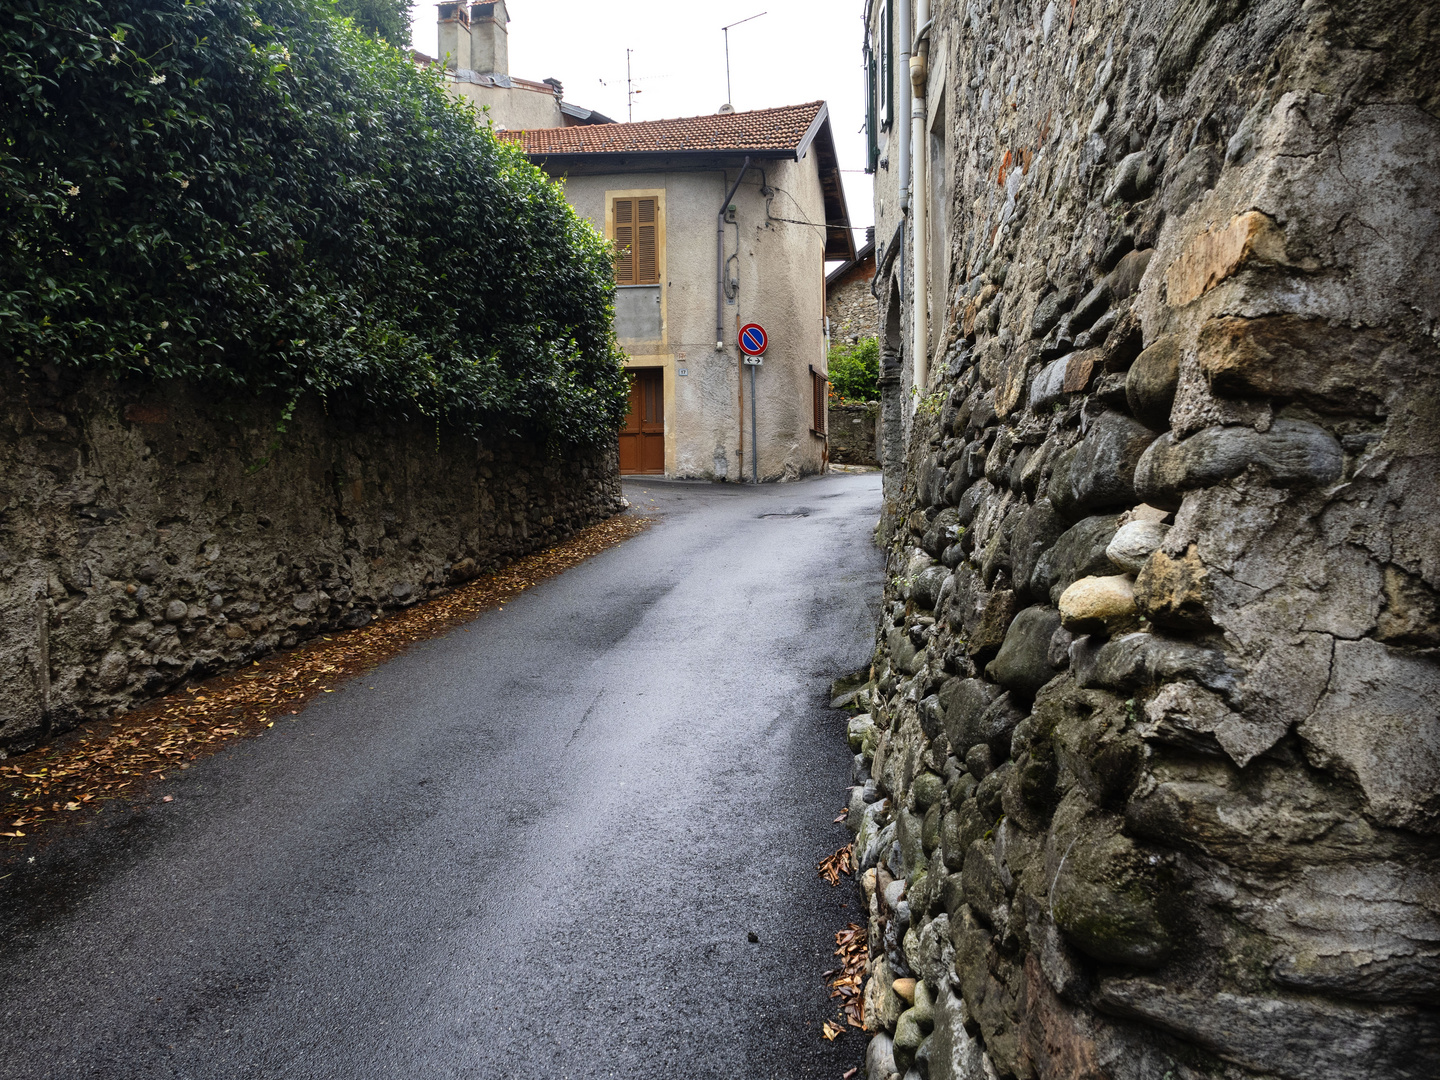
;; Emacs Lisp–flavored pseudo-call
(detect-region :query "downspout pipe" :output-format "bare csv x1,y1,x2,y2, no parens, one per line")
896,0,912,215
716,156,753,350
910,4,931,404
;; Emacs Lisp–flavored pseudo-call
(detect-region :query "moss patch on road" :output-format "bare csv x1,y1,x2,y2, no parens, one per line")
1,512,652,855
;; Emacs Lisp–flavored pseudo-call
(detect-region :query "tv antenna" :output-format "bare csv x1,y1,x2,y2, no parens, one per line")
721,12,767,108
626,48,643,121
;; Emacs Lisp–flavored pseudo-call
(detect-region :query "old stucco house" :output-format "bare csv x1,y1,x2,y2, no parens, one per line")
416,1,614,130
510,103,856,481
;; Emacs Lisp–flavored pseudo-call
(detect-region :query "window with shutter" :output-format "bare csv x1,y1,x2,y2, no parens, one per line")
612,197,660,286
636,198,658,284
811,366,829,436
614,198,634,284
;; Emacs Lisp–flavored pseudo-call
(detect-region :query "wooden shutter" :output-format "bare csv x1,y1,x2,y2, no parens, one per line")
614,198,635,284
811,366,828,435
613,196,659,286
635,198,658,284
879,1,892,128
866,45,879,173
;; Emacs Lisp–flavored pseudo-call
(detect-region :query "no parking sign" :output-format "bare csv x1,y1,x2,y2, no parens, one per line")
739,323,767,365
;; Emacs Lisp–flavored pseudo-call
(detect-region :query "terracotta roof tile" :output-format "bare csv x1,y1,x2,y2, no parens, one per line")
506,101,826,157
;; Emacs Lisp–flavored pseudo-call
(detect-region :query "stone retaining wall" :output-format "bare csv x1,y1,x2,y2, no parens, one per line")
0,369,621,750
830,402,882,466
852,1,1439,1079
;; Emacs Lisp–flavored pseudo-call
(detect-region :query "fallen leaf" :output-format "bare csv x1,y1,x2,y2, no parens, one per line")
817,843,855,886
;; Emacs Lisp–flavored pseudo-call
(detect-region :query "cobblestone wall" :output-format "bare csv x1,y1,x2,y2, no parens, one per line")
852,1,1439,1078
830,402,882,467
829,255,880,344
0,369,621,750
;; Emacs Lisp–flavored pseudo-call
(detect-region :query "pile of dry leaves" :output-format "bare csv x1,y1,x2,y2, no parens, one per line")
824,921,868,1038
1,513,651,849
818,842,854,887
817,840,866,1041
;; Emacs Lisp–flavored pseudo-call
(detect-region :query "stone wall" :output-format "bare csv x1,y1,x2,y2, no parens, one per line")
0,369,622,751
830,402,882,467
851,1,1439,1079
829,252,880,345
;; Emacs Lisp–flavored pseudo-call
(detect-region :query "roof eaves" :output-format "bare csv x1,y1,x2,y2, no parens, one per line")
806,111,856,262
515,101,826,158
826,240,877,287
527,147,798,164
794,102,830,162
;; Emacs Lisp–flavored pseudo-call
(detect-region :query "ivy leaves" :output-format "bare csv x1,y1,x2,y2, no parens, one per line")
1,0,629,444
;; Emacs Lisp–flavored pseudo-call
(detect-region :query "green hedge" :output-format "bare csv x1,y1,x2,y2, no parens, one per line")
1,0,628,443
827,336,878,403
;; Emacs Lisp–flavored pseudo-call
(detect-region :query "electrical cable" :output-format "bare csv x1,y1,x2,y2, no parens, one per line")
725,216,740,299
763,182,829,232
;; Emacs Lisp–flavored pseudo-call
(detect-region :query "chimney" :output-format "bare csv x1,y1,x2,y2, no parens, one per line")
469,1,509,76
436,3,471,72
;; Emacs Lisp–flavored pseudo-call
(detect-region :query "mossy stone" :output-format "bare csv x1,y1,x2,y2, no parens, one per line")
912,770,946,810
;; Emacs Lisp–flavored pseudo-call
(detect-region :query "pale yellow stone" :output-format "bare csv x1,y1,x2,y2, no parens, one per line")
1059,574,1139,635
1135,546,1211,629
1165,211,1288,307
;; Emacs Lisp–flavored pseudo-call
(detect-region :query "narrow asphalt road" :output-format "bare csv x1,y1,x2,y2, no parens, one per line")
0,472,884,1079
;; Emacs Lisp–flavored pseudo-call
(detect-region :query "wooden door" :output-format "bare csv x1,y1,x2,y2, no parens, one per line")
618,368,665,475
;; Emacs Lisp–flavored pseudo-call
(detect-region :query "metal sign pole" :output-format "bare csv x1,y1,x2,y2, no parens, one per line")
737,322,767,484
750,362,758,484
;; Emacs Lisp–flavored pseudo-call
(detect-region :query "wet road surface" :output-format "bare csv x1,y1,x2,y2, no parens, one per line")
0,472,884,1079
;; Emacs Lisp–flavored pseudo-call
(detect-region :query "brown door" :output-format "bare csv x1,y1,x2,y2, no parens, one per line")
618,368,665,475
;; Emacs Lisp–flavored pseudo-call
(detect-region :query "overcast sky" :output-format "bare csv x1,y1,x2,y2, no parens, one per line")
407,0,875,245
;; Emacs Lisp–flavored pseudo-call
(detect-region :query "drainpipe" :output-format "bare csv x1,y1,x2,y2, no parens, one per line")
896,0,912,217
910,4,931,406
716,157,753,351
718,158,753,480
